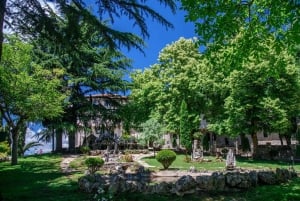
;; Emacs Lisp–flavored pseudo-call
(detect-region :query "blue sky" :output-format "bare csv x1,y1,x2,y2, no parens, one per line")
114,2,197,71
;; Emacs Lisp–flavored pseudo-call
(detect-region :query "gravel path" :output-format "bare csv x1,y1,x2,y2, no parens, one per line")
133,153,155,168
60,155,80,173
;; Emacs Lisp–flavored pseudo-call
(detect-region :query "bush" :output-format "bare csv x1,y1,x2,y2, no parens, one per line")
122,154,134,162
156,149,176,169
80,146,90,155
0,141,10,154
85,157,104,174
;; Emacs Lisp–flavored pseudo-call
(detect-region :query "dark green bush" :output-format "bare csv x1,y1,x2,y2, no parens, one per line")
156,149,176,169
85,157,104,174
80,146,90,155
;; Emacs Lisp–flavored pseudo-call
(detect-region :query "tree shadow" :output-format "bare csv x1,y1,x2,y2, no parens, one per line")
0,154,89,201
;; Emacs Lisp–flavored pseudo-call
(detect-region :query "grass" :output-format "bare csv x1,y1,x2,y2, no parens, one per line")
0,154,89,201
143,154,300,172
0,153,299,201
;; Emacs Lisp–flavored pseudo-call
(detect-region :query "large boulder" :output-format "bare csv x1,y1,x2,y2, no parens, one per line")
195,172,225,191
78,174,108,193
108,174,128,194
249,170,258,186
172,175,197,196
258,171,278,185
225,172,251,189
276,168,291,183
195,175,214,191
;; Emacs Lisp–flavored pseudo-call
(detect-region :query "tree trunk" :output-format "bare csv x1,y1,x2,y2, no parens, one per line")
251,133,258,158
56,129,62,152
51,127,55,152
0,0,7,61
68,132,76,153
11,130,19,165
279,135,284,146
284,134,292,148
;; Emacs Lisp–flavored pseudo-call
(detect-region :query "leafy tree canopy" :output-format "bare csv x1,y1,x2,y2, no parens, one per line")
180,0,300,48
208,33,300,140
131,38,211,133
0,36,66,164
1,0,177,60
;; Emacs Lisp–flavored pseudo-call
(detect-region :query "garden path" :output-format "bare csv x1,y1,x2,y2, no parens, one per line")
132,153,155,168
60,155,80,173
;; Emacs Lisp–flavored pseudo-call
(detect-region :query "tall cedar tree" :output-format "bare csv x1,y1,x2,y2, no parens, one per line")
0,0,176,61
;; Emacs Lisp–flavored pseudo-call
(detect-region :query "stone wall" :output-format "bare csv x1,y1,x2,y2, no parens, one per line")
78,168,297,196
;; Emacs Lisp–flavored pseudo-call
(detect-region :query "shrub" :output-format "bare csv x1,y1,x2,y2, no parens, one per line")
85,157,104,174
156,149,176,169
0,141,10,154
122,154,134,162
80,146,90,155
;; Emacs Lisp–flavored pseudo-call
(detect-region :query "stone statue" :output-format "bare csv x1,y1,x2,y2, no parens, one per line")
226,149,236,170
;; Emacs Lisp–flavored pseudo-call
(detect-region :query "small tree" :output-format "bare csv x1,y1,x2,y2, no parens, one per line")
139,118,165,154
85,157,104,174
156,149,176,169
0,37,66,165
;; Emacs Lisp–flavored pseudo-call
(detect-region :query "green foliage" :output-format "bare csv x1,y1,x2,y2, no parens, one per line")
155,149,176,169
180,100,192,152
193,132,202,140
181,0,300,47
131,38,210,133
0,141,9,154
207,33,300,141
138,118,165,146
85,157,104,174
1,0,176,60
80,146,90,155
21,142,43,156
0,36,66,165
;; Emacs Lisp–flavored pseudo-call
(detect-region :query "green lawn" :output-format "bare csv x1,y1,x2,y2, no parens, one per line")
143,154,300,172
0,154,299,201
0,154,89,201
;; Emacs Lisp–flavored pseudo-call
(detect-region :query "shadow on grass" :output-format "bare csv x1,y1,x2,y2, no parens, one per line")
0,154,89,201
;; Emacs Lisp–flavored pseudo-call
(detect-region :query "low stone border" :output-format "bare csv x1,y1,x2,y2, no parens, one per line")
78,168,297,196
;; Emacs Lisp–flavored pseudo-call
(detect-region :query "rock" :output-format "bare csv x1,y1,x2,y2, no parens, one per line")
78,174,108,193
226,172,251,189
213,172,225,191
195,175,214,191
276,168,290,183
108,174,127,194
174,175,197,193
78,168,296,195
150,182,172,194
249,171,258,186
258,171,277,185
